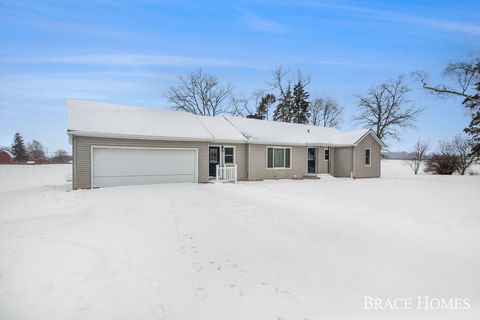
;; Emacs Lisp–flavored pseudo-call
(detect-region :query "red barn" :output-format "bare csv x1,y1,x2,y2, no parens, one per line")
0,150,14,164
35,158,49,164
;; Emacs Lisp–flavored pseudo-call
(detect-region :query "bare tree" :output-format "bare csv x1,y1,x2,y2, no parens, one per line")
414,58,480,155
354,75,423,143
269,66,310,100
408,140,428,174
166,69,233,116
51,149,71,164
27,140,45,160
310,97,343,127
231,90,265,117
443,135,476,175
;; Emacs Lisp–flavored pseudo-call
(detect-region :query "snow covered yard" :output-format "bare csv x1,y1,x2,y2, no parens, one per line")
0,161,479,320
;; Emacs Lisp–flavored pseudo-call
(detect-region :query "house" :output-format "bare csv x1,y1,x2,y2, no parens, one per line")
0,150,14,164
67,99,385,189
35,158,49,164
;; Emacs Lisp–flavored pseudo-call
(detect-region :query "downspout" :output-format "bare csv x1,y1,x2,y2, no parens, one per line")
72,135,76,189
247,143,251,180
351,146,355,179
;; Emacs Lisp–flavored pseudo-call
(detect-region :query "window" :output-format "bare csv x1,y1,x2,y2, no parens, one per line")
224,147,234,164
267,147,291,169
324,148,330,161
209,148,218,163
365,148,371,166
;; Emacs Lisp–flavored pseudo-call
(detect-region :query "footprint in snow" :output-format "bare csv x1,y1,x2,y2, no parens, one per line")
279,290,299,304
190,246,199,254
180,246,188,254
229,283,244,297
154,304,167,320
192,262,203,272
195,287,207,301
209,261,222,271
260,282,279,294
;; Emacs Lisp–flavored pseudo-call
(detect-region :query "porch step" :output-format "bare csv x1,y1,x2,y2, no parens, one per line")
303,174,321,180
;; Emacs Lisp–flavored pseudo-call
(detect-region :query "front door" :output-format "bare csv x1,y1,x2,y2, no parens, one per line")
209,146,220,177
307,147,316,174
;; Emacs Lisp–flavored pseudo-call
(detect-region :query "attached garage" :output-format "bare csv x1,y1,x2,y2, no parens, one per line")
91,146,198,188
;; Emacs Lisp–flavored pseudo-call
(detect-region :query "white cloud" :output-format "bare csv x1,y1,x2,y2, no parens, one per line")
243,13,288,33
0,53,259,68
298,2,480,36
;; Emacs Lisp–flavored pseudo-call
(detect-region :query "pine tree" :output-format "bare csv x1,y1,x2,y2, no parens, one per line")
11,132,28,163
273,85,293,122
256,93,276,120
463,61,480,156
292,80,310,124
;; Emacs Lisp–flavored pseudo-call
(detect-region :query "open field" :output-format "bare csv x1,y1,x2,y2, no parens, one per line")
0,160,479,319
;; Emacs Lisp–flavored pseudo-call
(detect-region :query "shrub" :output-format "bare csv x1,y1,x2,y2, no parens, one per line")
424,153,459,175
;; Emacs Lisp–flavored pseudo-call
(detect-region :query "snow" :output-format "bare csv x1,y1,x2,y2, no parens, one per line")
1,161,479,319
68,100,375,146
68,99,213,141
195,115,248,142
226,116,371,146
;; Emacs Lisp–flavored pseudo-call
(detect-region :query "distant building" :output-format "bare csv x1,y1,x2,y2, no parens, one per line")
0,150,14,164
35,158,49,164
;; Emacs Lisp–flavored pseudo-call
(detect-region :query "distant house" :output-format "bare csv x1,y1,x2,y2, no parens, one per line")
0,150,14,164
67,100,385,189
35,158,49,164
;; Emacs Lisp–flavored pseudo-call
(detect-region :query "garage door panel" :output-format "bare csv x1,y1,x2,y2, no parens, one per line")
92,147,197,187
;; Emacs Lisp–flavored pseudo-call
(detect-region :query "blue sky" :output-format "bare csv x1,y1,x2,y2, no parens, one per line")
1,0,479,154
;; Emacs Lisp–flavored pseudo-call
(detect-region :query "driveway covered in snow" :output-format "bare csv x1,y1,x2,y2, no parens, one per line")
1,161,479,319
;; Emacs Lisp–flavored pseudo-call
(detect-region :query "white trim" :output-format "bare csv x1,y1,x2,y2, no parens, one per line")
247,144,251,180
223,145,236,165
365,147,372,166
323,147,329,162
90,145,199,188
266,146,292,170
355,130,386,149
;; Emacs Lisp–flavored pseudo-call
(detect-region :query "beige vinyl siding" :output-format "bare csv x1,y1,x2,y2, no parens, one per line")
353,133,381,178
212,143,248,181
333,147,353,177
73,136,209,189
234,143,248,181
248,144,306,180
316,147,330,174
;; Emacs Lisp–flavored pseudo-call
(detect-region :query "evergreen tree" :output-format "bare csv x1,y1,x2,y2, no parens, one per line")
273,85,293,122
463,61,480,155
256,93,276,120
292,80,310,124
11,132,28,162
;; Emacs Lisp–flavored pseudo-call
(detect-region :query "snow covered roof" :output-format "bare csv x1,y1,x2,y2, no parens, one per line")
225,117,379,146
195,115,248,142
68,100,213,141
0,150,14,158
67,99,383,147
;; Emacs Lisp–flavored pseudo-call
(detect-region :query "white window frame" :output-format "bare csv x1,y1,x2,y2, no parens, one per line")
324,148,330,162
223,145,236,165
266,146,292,170
365,148,371,166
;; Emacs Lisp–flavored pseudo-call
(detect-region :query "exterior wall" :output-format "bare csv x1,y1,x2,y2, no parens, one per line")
354,134,381,178
248,144,307,180
0,151,13,164
209,143,248,181
316,147,331,174
73,136,209,189
333,147,353,177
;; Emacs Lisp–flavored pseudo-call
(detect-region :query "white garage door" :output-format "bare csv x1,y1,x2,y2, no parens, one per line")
92,147,197,188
